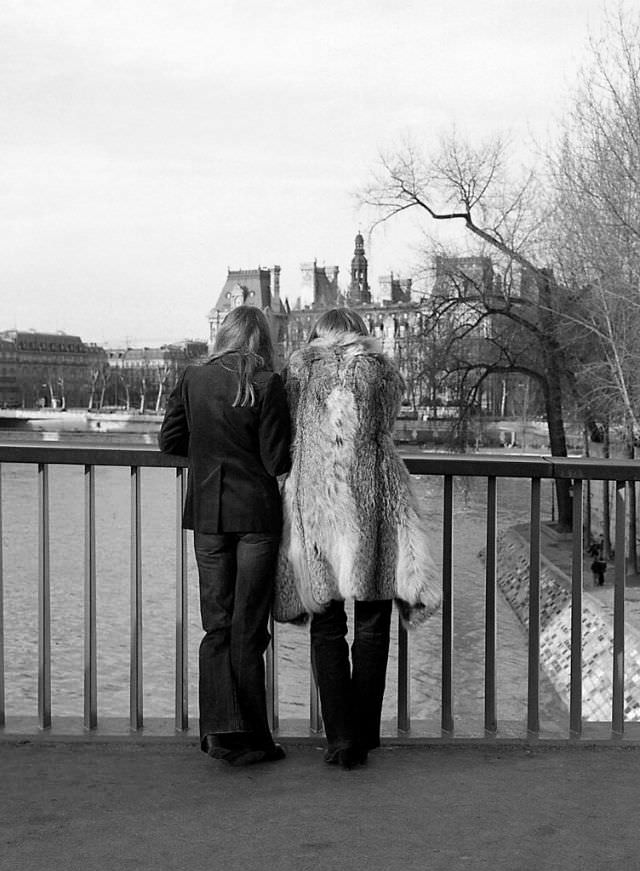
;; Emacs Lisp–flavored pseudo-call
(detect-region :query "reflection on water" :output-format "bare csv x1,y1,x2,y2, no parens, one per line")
1,457,566,730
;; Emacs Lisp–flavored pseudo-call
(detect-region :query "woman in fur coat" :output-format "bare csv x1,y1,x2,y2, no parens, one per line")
275,308,440,769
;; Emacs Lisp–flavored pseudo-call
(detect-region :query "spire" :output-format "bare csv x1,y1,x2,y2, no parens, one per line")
347,231,371,305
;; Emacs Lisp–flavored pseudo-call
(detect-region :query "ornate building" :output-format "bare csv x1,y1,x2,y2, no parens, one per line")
206,234,505,420
207,265,289,367
207,235,423,375
284,234,425,406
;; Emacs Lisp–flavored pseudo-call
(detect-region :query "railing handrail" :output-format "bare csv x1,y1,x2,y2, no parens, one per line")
2,439,639,740
0,442,183,467
1,442,639,481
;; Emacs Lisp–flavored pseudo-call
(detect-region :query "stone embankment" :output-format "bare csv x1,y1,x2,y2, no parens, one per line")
497,527,640,722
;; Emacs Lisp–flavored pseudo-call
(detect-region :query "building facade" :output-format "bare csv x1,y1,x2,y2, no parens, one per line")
0,337,19,408
0,329,208,412
0,330,107,409
105,340,208,412
205,235,524,429
299,261,340,309
207,236,424,380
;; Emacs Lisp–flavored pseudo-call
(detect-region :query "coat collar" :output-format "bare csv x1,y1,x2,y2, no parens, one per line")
297,331,382,364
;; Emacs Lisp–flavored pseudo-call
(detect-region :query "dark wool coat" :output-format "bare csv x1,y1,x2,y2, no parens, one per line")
159,354,291,533
273,332,440,627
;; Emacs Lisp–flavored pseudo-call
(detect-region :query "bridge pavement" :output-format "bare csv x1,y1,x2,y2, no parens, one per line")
2,739,640,871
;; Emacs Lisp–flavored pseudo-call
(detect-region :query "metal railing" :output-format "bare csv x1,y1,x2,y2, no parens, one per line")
1,442,639,741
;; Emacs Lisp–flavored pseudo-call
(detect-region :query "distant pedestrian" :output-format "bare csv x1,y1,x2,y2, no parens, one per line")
591,557,607,586
274,307,440,770
159,305,291,766
587,541,600,559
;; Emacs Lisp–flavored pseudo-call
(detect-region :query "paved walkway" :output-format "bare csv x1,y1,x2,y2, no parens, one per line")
3,738,640,871
517,521,640,620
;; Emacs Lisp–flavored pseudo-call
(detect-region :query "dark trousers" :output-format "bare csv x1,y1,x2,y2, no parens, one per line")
310,598,393,753
194,531,279,750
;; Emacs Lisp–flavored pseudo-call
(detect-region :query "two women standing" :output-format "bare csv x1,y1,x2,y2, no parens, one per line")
160,305,439,770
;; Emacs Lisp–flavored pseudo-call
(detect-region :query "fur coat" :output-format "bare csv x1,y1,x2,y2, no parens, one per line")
273,332,441,628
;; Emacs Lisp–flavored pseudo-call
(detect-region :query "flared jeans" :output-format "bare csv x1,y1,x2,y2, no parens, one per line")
194,531,279,750
310,598,393,754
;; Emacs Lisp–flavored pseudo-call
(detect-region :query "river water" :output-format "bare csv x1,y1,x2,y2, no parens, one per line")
1,452,567,732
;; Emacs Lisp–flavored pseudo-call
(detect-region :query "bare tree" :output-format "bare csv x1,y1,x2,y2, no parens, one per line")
138,373,148,414
549,5,640,437
548,4,640,560
98,364,111,409
87,367,101,410
119,373,131,411
362,134,576,528
154,361,177,413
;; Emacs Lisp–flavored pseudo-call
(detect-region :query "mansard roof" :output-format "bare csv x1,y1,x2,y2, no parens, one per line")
209,267,286,318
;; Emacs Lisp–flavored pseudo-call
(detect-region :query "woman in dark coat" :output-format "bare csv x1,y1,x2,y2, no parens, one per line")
160,305,291,766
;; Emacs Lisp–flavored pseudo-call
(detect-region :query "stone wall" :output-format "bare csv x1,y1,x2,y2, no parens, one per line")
497,530,640,721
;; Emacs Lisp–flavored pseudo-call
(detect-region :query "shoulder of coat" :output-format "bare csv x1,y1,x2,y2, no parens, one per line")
289,333,387,366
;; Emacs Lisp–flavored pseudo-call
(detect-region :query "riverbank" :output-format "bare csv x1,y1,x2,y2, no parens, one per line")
0,408,163,434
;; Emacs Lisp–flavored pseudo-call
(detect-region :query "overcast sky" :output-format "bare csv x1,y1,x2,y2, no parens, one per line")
2,0,608,346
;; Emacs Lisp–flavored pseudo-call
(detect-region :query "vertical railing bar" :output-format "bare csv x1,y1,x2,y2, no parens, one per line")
175,467,188,732
130,466,143,731
527,477,541,736
569,479,584,738
397,612,410,732
612,480,626,736
265,615,279,732
310,655,322,734
38,463,51,730
83,464,97,730
441,474,454,734
484,476,497,735
0,463,5,728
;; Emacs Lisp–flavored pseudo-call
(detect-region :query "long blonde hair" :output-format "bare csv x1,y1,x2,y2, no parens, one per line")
209,306,274,407
308,307,369,342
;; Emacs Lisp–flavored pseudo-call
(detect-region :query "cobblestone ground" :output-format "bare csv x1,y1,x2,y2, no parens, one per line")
275,474,568,735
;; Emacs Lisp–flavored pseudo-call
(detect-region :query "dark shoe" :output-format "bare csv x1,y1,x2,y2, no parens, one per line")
264,743,286,762
228,742,286,766
354,746,369,765
201,734,233,761
227,748,268,767
324,746,358,770
323,747,341,765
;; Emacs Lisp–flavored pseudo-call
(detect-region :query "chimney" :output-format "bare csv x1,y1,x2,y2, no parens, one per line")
271,265,281,307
